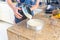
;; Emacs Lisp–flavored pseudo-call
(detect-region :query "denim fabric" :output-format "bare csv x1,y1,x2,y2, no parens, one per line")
15,0,36,23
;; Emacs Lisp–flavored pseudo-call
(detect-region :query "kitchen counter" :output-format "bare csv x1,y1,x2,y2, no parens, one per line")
7,13,60,40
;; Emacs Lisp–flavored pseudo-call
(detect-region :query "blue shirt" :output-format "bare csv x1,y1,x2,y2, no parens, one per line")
16,0,36,7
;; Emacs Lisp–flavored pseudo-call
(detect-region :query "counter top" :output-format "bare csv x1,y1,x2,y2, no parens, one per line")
7,13,60,40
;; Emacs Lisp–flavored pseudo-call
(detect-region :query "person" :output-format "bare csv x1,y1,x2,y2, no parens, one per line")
7,0,40,23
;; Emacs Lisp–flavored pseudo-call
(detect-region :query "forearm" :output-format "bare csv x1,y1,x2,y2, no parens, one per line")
7,0,16,10
30,0,40,11
30,4,39,11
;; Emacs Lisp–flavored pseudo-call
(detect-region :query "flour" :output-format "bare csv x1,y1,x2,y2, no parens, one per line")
27,19,43,27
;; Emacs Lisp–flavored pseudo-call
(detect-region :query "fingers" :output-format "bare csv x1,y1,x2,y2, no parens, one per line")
17,13,23,17
13,7,23,19
15,12,23,19
17,7,22,10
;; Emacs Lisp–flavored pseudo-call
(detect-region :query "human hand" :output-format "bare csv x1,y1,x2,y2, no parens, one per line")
13,7,23,19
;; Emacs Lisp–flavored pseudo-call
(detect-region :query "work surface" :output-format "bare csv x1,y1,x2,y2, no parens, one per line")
8,13,60,40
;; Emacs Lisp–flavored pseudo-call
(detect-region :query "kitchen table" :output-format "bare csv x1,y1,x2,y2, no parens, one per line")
7,13,60,40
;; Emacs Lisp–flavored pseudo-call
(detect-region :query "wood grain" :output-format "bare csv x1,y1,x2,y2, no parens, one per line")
7,13,60,40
